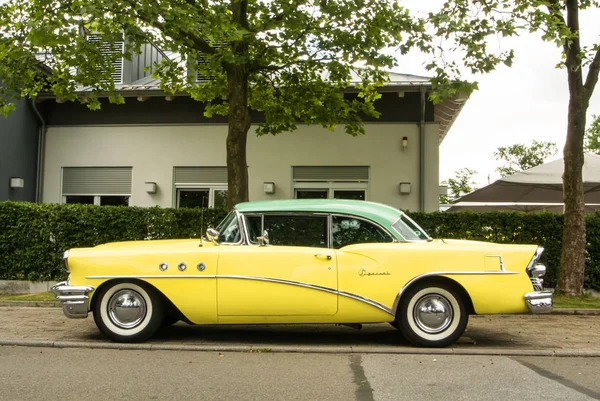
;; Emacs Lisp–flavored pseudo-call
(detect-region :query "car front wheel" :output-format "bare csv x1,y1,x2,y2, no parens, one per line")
93,281,164,343
398,283,468,347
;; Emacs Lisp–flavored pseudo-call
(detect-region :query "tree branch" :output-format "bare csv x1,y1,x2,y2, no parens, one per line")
546,0,569,55
584,46,600,103
254,0,309,32
250,56,336,73
560,0,584,95
123,0,216,55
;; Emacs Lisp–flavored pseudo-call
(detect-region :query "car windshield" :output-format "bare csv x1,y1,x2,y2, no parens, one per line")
392,214,431,241
215,211,242,244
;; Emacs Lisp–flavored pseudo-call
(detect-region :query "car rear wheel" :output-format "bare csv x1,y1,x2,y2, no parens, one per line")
398,282,468,347
93,281,164,343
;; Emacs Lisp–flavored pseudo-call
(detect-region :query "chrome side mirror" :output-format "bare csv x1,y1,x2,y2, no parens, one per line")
257,230,270,247
206,228,220,245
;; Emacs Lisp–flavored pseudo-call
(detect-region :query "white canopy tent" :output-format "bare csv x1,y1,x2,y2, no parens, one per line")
447,153,600,213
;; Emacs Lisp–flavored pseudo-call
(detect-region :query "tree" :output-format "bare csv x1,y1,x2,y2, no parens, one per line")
440,168,478,204
494,140,558,177
584,114,600,154
427,1,600,296
0,0,428,208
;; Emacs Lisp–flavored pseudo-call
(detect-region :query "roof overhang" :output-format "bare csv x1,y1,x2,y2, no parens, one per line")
434,94,469,143
36,72,468,142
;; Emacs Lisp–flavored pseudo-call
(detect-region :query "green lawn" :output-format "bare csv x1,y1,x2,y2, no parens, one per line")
552,294,600,309
0,292,57,302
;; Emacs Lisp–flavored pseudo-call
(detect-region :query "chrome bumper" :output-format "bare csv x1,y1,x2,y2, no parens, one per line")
524,291,553,314
50,281,95,319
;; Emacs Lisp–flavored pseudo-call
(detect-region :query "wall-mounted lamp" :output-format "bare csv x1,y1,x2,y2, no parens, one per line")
399,182,411,195
401,136,408,150
263,182,275,194
144,182,157,194
10,177,24,189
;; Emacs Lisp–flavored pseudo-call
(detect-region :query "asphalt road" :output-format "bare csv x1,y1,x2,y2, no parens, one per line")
1,347,599,401
1,307,600,353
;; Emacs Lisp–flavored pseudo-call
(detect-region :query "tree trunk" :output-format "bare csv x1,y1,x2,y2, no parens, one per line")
226,66,251,209
557,98,587,296
556,0,586,296
225,0,251,209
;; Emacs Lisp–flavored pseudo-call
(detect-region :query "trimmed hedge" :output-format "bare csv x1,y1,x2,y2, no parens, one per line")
0,202,227,281
1,201,599,290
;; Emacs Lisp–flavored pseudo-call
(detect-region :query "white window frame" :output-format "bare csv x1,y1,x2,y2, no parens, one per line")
293,181,368,200
175,184,228,208
62,194,131,206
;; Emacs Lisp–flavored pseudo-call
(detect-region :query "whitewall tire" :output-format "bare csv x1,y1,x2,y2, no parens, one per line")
398,283,468,347
93,281,164,343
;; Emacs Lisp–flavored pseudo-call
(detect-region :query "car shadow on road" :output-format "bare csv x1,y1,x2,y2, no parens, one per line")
150,323,411,346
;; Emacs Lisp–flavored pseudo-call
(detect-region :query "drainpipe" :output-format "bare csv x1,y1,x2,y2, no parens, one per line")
419,86,426,212
31,98,46,203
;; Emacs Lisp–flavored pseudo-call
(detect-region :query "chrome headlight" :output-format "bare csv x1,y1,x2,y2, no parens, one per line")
530,263,546,278
526,247,544,275
63,250,70,273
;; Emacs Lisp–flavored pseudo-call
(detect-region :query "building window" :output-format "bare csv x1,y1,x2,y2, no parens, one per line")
293,166,369,201
177,188,227,208
174,167,228,209
64,195,130,206
64,195,94,205
296,190,328,200
62,167,132,206
99,196,131,206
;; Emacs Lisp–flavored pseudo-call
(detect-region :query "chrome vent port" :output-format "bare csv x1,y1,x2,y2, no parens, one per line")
530,276,544,291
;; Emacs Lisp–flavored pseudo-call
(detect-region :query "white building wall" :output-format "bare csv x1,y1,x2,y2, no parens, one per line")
42,123,440,211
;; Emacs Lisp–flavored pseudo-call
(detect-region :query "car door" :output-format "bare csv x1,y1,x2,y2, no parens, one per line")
332,215,396,309
217,213,338,316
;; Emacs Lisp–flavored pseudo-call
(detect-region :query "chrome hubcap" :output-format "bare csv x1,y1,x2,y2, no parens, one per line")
413,294,453,334
108,290,147,329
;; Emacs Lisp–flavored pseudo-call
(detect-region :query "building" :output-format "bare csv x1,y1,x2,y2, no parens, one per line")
4,44,467,212
0,98,41,202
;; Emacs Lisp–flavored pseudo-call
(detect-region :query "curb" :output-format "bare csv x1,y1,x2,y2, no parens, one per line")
1,339,600,357
2,301,600,315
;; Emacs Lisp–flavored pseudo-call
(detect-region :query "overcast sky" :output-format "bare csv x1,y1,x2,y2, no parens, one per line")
393,2,600,188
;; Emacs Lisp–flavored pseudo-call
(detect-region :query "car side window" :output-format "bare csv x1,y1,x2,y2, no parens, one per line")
332,216,393,249
216,212,242,243
245,214,263,244
263,215,328,248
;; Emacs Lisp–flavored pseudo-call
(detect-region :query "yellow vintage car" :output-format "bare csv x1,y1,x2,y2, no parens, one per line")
51,199,552,347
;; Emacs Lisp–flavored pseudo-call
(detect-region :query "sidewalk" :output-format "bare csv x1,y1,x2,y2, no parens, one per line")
1,306,599,356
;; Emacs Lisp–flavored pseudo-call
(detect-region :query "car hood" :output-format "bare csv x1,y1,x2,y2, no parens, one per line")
93,238,206,249
71,238,216,257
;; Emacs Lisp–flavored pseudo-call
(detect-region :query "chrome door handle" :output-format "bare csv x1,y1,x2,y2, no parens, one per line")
315,254,332,260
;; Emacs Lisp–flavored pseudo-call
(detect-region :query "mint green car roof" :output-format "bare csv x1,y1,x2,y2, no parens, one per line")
235,199,403,229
